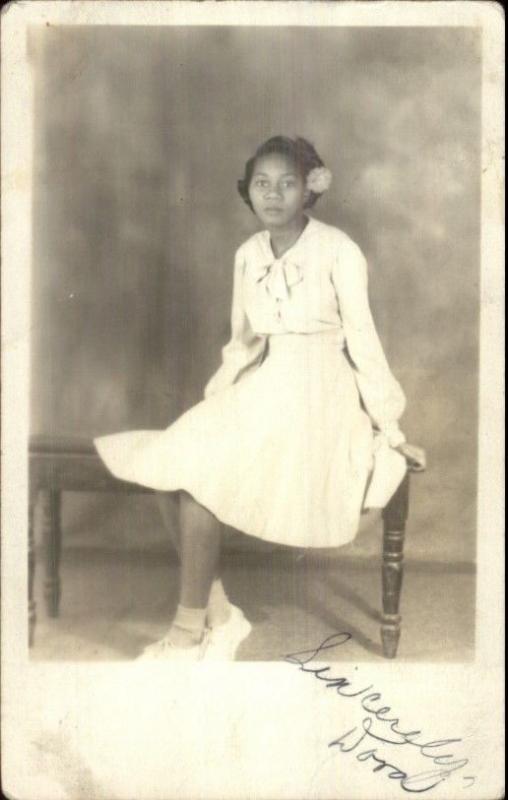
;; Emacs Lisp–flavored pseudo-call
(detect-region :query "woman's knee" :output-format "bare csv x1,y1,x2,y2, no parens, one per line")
179,491,222,533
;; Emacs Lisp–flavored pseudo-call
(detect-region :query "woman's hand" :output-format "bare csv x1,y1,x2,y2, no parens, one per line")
394,442,427,472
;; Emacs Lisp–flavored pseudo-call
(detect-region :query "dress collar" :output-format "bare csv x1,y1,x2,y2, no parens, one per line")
257,214,319,265
251,216,320,301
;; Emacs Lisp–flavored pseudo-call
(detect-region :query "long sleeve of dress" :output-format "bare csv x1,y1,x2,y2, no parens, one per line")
332,239,406,448
203,248,268,400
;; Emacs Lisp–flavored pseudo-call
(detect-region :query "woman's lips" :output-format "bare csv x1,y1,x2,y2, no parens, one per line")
264,207,284,214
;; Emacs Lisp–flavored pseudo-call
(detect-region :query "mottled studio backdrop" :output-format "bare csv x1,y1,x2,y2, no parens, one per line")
30,26,480,563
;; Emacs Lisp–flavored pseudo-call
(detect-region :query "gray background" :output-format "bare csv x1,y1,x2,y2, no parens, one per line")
30,26,480,563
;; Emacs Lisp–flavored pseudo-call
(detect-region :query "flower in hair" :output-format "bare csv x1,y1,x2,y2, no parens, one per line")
306,167,332,194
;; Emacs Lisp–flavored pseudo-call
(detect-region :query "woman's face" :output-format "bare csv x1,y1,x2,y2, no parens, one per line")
248,154,310,229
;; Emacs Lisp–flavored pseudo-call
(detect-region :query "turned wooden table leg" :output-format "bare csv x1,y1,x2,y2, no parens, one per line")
28,488,38,648
381,472,410,658
41,489,62,617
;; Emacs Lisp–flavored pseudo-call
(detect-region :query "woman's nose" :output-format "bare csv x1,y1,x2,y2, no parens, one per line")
265,185,283,199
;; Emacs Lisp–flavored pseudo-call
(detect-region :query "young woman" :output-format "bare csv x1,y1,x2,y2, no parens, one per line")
94,135,426,661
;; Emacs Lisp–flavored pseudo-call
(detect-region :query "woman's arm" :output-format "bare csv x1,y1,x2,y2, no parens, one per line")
331,238,407,448
203,248,267,399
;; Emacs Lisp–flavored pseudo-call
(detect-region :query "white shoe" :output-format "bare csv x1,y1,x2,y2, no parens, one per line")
204,605,252,661
136,629,209,661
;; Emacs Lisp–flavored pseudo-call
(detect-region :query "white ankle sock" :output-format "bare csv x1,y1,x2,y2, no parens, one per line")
172,604,207,644
207,579,231,627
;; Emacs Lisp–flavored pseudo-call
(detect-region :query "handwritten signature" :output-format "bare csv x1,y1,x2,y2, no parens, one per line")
284,633,476,793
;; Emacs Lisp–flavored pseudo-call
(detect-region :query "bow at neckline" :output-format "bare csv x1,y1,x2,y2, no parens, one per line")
252,215,317,301
254,257,303,301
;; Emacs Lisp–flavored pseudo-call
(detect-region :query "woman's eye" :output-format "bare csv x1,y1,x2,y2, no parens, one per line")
252,178,297,191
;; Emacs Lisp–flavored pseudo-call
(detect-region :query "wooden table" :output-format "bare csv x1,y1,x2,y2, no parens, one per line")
28,434,155,648
28,434,410,658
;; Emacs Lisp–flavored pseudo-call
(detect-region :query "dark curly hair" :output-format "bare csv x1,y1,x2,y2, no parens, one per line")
237,135,326,212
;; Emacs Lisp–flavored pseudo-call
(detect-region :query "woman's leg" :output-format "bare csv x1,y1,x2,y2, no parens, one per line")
178,490,221,608
148,491,250,659
165,491,222,648
155,492,181,555
156,491,231,629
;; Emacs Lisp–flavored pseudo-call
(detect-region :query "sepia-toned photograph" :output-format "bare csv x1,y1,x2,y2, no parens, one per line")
27,22,477,664
1,3,504,799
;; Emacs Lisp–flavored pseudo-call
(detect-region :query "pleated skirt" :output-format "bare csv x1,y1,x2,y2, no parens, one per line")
93,331,406,548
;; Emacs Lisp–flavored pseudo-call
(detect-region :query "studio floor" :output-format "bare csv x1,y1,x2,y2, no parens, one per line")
30,547,476,663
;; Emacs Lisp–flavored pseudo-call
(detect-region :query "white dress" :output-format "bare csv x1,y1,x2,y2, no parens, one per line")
94,216,407,548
